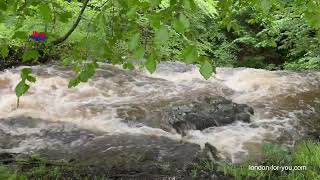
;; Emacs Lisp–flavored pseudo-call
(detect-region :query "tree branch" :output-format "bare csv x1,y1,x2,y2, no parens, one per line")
52,0,90,46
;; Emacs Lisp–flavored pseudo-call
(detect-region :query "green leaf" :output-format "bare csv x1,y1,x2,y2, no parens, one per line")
200,60,214,80
72,64,81,73
148,14,161,29
150,0,162,7
29,0,39,6
0,1,7,11
68,78,80,88
155,26,169,44
91,12,103,32
129,33,140,51
170,0,177,6
58,11,72,23
39,4,52,23
92,39,108,58
305,12,320,29
62,58,72,66
127,6,137,19
123,61,135,70
183,0,196,10
14,68,36,101
15,81,30,97
181,46,198,64
133,46,145,59
173,20,184,34
12,31,28,40
145,55,157,73
27,76,36,83
260,0,272,13
0,45,9,58
79,63,96,82
173,14,190,34
21,68,32,80
22,50,39,62
0,12,4,23
179,14,190,29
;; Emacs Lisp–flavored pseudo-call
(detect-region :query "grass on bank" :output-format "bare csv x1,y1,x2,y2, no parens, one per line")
216,142,320,180
0,155,108,180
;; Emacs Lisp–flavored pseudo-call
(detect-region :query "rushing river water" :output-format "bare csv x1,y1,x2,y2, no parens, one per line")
0,62,319,164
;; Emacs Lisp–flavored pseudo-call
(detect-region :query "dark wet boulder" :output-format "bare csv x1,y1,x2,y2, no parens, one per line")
167,96,254,135
117,96,254,135
0,152,18,164
35,134,210,178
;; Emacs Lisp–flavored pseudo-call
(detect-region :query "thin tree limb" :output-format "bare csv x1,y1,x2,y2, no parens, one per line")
52,0,90,46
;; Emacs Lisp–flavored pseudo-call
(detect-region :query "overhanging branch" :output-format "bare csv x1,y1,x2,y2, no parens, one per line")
52,0,90,46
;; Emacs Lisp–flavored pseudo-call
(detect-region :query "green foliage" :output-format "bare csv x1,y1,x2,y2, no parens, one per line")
68,62,97,88
191,160,217,178
145,54,157,73
22,50,39,62
0,44,9,58
200,59,214,80
1,0,320,100
39,4,53,23
0,166,28,180
128,33,140,51
215,0,320,70
15,81,30,98
284,57,320,71
180,45,198,64
219,142,320,180
0,155,111,179
12,31,28,40
155,26,169,44
79,63,96,82
0,0,230,100
173,13,190,34
235,56,268,69
15,68,36,107
0,0,217,99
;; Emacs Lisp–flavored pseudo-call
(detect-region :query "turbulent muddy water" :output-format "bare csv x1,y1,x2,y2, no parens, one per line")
0,62,319,164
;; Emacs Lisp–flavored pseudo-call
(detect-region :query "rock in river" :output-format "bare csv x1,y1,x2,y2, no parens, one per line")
168,96,254,135
119,96,254,135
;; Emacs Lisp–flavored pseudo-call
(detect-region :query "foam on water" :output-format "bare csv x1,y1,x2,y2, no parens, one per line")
215,67,320,104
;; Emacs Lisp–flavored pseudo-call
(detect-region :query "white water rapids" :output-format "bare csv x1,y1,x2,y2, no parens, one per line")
0,62,319,163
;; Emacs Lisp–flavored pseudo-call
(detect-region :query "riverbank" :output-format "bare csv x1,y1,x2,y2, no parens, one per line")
0,152,232,179
1,141,319,179
0,48,57,72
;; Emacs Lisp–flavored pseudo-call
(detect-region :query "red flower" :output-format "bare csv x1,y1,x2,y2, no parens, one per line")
29,31,47,41
40,32,45,39
32,31,39,37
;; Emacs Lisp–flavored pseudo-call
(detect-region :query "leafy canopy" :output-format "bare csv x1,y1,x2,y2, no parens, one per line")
1,0,320,100
0,0,217,99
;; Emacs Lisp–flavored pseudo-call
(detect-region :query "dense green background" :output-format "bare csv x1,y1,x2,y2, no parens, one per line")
0,0,320,97
1,0,320,99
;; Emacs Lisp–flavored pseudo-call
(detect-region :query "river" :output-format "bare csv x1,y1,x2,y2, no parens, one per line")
0,62,319,167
